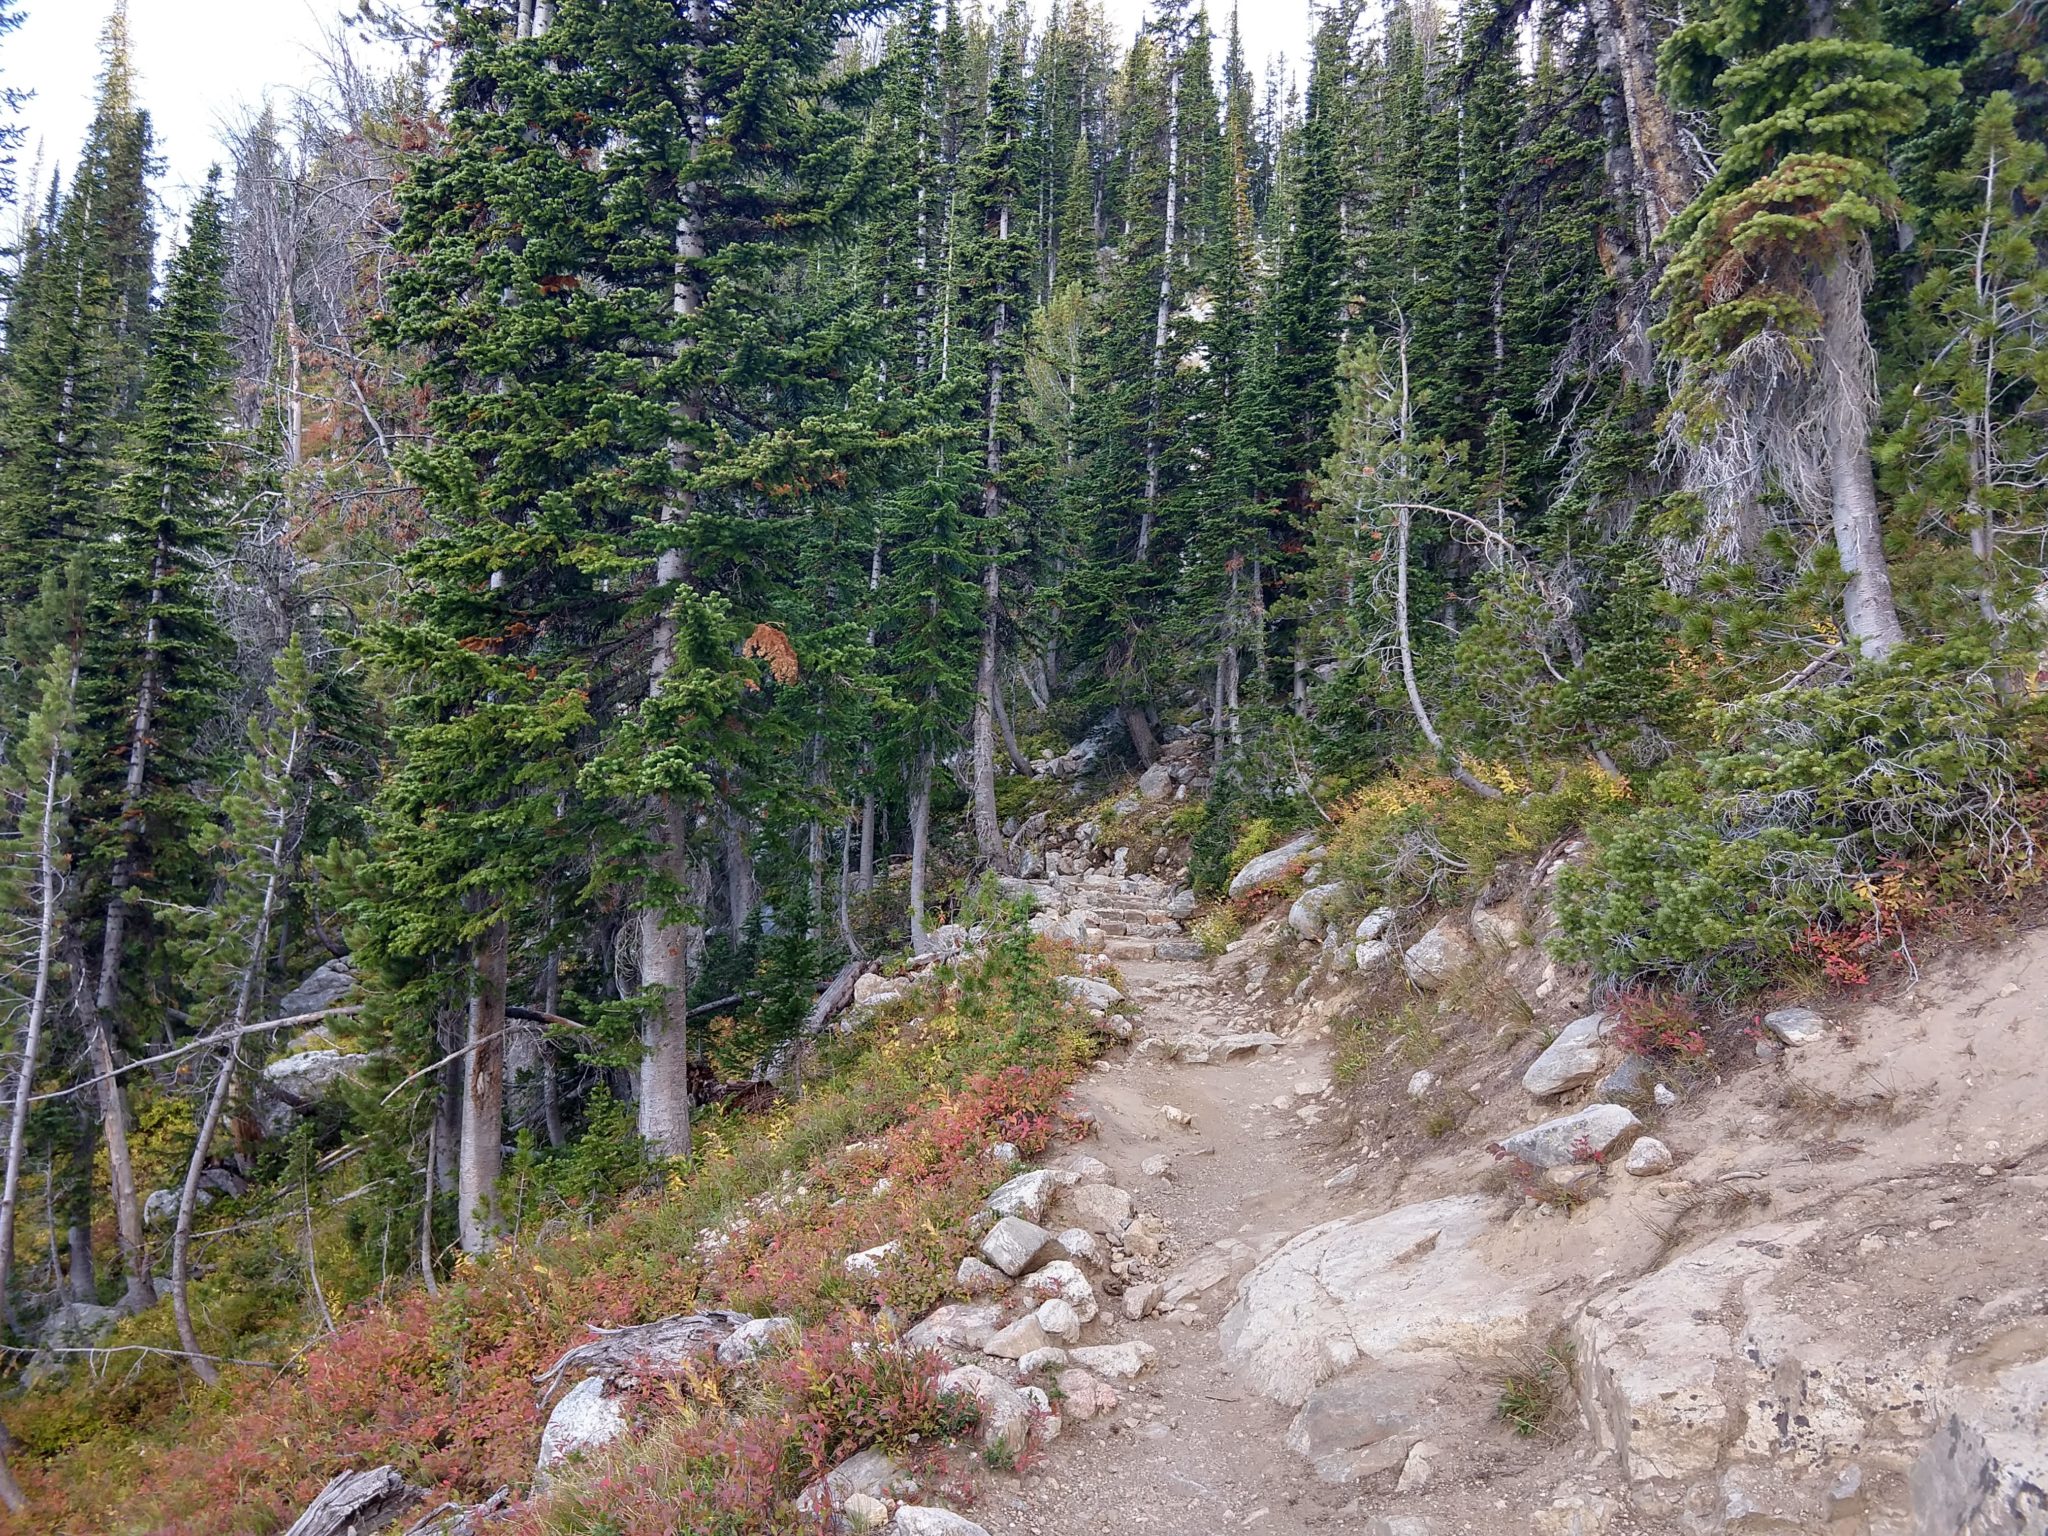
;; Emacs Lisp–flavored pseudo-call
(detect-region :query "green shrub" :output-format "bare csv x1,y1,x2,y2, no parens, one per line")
1191,908,1242,956
1556,649,2035,992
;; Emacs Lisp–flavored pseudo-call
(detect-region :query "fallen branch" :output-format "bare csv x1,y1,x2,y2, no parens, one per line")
762,959,865,1085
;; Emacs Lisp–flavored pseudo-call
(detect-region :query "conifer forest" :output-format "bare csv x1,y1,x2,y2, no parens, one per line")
0,0,2044,1530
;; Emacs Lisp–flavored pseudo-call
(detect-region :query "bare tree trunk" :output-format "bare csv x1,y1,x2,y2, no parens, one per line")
636,833,705,1161
1819,247,1907,660
0,665,75,1353
857,794,876,892
1138,45,1183,560
1596,0,1696,245
636,0,710,1160
971,560,1005,868
991,680,1030,774
1123,705,1159,766
457,923,507,1255
717,799,758,938
65,1116,95,1302
417,1115,438,1295
908,749,933,953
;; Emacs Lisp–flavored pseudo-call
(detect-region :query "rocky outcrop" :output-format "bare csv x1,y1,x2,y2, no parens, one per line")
1912,1339,2048,1536
1220,1195,1534,1408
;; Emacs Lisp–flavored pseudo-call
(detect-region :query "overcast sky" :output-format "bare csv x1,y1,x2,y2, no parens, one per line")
6,1,1315,219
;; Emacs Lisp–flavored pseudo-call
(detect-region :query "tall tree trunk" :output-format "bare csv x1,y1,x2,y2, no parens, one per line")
971,566,1005,868
1596,0,1696,244
1819,246,1907,660
991,677,1031,774
907,749,933,953
457,922,507,1255
65,1116,95,1303
637,4,709,1160
857,793,877,892
1139,47,1183,561
717,798,758,939
0,665,75,1349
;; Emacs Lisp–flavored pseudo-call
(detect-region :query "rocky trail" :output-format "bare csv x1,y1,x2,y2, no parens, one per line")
935,867,2048,1536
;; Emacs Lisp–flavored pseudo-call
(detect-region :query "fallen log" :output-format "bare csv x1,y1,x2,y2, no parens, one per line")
282,1465,420,1536
762,958,866,1085
534,1310,751,1398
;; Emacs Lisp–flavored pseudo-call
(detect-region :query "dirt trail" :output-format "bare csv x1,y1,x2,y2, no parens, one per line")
978,954,1361,1536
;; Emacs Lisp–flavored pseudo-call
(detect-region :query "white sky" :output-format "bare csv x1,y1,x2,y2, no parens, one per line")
5,1,1314,216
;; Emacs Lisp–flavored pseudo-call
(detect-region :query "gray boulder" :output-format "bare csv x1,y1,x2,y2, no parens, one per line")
535,1377,627,1482
1288,882,1349,942
1521,1014,1611,1098
276,956,357,1017
1137,762,1175,801
979,1216,1055,1277
892,1509,992,1536
1497,1104,1642,1170
1228,832,1321,898
937,1364,1033,1459
1402,920,1477,989
1761,1007,1827,1045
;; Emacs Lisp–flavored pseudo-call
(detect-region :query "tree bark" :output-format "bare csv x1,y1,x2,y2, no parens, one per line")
991,681,1031,774
1819,246,1907,660
971,559,1005,868
907,749,933,953
636,831,705,1161
1139,41,1183,561
1597,0,1696,244
457,922,506,1255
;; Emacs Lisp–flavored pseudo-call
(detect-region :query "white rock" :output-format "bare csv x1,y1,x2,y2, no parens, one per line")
536,1377,626,1476
1355,907,1396,942
1289,882,1348,942
1065,1183,1134,1234
843,1492,890,1531
1401,920,1477,990
1158,1104,1194,1128
1228,832,1320,898
1498,1103,1642,1170
983,1315,1052,1360
904,1303,1004,1353
1067,1341,1157,1379
979,1216,1055,1277
1623,1138,1673,1177
891,1507,992,1536
1123,1281,1163,1320
1406,1070,1438,1100
1058,975,1124,1011
984,1169,1063,1224
853,971,899,1003
1653,1083,1679,1108
1141,1154,1172,1180
844,1241,899,1277
1053,1228,1110,1270
1761,1007,1827,1045
1521,1014,1611,1098
1061,1154,1113,1181
987,1141,1022,1164
1220,1195,1533,1407
715,1316,796,1365
796,1448,905,1517
1137,762,1175,801
1020,1259,1099,1321
1353,938,1397,977
1035,1299,1082,1344
1397,1440,1440,1493
1574,1223,1817,1491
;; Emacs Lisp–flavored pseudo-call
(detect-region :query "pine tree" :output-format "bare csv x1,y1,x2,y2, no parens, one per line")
1656,0,1958,657
1888,91,2048,631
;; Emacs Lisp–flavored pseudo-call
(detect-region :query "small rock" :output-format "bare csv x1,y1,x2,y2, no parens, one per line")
1761,1007,1826,1045
1406,1071,1437,1101
1056,1367,1120,1421
937,1366,1032,1461
1068,1341,1157,1379
1653,1083,1679,1108
1058,975,1124,1012
1401,920,1477,990
1594,1054,1653,1102
1062,1154,1113,1182
853,971,900,1004
1397,1441,1439,1493
1167,889,1198,920
1066,1183,1134,1233
1123,1281,1163,1320
1228,832,1320,898
1020,1260,1098,1321
1325,1164,1361,1190
1158,1105,1194,1129
983,1315,1053,1360
1623,1137,1673,1177
1497,1103,1642,1170
979,1217,1055,1277
1521,1014,1611,1098
1053,1228,1110,1270
842,1492,890,1531
1289,882,1348,942
1035,1298,1082,1344
715,1316,796,1365
984,1169,1064,1224
796,1448,907,1517
1121,1212,1169,1262
1017,1345,1069,1375
987,1141,1021,1164
1355,907,1395,942
844,1241,899,1278
1141,1155,1172,1180
1353,938,1397,977
535,1377,626,1477
904,1303,1003,1353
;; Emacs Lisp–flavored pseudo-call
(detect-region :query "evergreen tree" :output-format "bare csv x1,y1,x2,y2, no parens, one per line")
1656,0,1958,657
